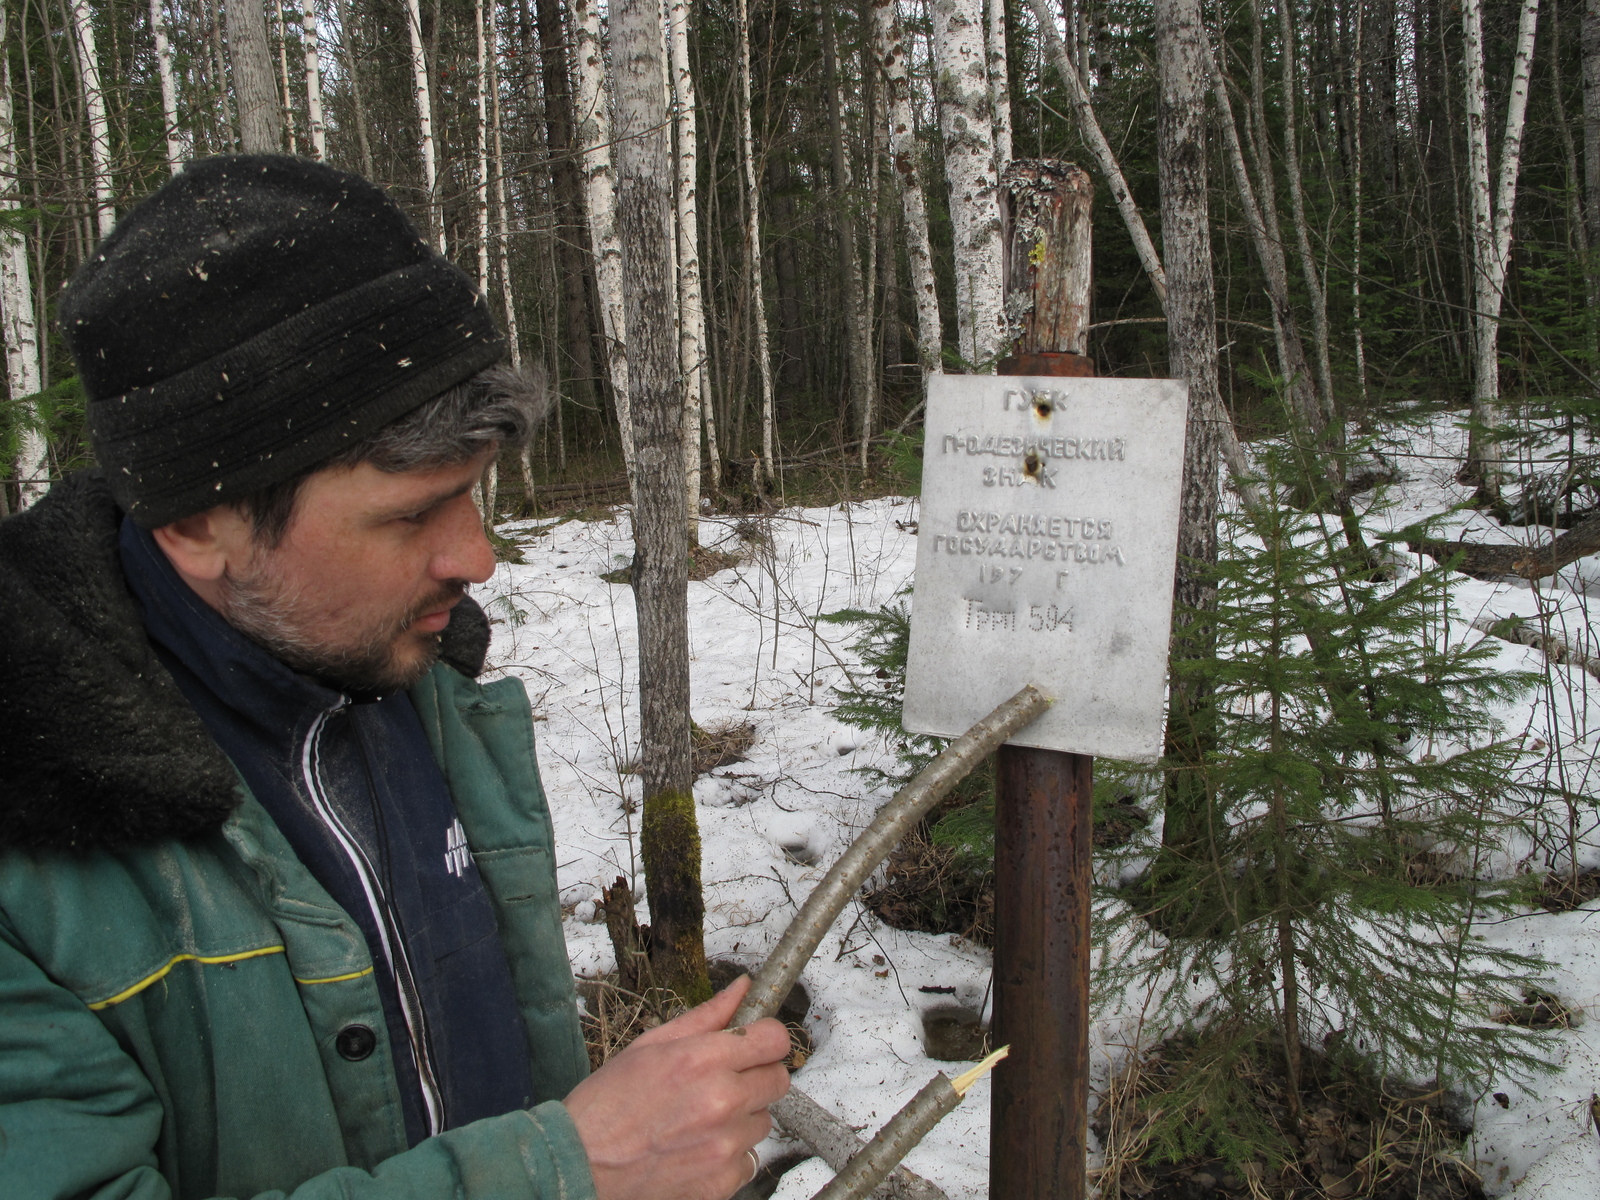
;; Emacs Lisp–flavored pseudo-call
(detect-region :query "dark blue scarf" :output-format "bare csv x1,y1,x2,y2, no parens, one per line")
119,518,536,1146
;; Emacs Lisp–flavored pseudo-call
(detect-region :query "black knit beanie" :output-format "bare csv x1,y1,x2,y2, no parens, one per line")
61,155,505,529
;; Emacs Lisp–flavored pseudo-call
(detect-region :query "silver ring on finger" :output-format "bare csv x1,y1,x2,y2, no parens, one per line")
745,1148,761,1186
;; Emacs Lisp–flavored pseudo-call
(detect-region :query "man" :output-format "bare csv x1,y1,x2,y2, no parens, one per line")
0,155,789,1200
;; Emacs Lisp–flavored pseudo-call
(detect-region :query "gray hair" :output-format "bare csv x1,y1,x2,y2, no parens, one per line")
234,361,549,545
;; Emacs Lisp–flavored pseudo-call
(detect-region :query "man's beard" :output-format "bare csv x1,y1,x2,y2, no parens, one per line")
217,557,467,695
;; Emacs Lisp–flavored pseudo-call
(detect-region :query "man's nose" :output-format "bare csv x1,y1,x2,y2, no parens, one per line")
431,492,497,585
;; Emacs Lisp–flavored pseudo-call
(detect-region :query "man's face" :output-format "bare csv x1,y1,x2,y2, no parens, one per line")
214,452,499,694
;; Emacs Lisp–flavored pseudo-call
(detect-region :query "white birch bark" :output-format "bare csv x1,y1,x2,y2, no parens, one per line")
150,0,187,172
404,0,443,251
1463,0,1541,498
572,0,635,481
226,0,284,153
930,0,1005,366
1,6,48,506
1025,0,1167,306
273,0,297,147
487,9,518,368
474,0,491,297
737,0,776,482
666,0,713,523
302,0,326,159
875,0,942,382
984,0,1011,170
68,0,115,239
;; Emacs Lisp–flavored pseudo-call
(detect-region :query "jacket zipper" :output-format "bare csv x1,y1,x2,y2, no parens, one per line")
301,702,446,1135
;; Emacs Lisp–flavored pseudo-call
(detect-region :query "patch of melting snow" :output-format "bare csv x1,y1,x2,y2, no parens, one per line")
479,439,1600,1196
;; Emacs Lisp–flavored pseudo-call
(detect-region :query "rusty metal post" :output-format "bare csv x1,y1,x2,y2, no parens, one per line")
990,160,1095,1200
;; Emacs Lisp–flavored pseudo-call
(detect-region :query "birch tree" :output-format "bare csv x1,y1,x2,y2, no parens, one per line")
473,0,496,526
68,0,115,238
572,0,634,482
1026,0,1167,306
150,0,187,172
486,5,530,504
226,0,284,153
302,0,326,159
403,0,443,250
2,5,48,507
667,0,716,521
736,0,776,482
930,0,1005,367
1462,0,1542,503
610,0,708,1003
1208,49,1332,465
273,0,297,147
874,0,942,383
984,0,1010,170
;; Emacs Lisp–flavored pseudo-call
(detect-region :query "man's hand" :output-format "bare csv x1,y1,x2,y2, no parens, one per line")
564,975,793,1200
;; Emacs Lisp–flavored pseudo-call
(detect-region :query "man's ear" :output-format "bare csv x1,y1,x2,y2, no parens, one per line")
150,507,248,586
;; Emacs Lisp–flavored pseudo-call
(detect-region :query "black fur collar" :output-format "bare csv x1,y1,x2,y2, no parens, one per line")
0,472,490,853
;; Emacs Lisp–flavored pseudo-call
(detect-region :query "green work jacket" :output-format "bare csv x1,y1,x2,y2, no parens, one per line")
0,663,595,1200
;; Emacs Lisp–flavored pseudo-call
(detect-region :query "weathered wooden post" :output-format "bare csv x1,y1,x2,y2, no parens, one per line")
903,160,1188,1200
991,160,1095,1200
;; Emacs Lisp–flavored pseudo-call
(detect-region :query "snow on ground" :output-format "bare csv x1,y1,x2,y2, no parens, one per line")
475,413,1600,1199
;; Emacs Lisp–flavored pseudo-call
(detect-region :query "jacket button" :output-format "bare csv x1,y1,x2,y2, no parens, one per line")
335,1024,377,1061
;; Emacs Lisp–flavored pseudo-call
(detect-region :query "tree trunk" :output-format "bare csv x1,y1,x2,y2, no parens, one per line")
1462,0,1542,503
1026,0,1167,306
273,0,297,148
209,0,239,150
610,0,708,1005
572,0,635,485
303,0,326,159
150,0,186,172
1208,46,1338,494
1,4,48,507
738,0,776,484
820,3,875,467
68,0,115,237
474,0,491,298
335,0,374,176
875,0,943,384
667,0,714,524
930,0,1006,366
984,0,1011,169
226,0,283,154
1275,0,1337,435
1586,0,1600,266
1154,0,1223,872
536,0,600,427
403,0,441,249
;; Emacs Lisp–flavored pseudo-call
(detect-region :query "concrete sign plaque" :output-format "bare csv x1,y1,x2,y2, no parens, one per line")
903,374,1189,762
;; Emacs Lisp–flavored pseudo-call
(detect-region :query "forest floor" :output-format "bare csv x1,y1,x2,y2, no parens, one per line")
477,411,1600,1200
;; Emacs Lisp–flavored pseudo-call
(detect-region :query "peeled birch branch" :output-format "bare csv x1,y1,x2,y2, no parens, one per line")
807,1049,1010,1200
733,683,1052,1027
765,1089,947,1200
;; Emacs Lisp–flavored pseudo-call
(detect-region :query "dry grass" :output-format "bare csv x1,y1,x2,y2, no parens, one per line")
692,719,758,776
578,962,813,1073
1092,1041,1486,1200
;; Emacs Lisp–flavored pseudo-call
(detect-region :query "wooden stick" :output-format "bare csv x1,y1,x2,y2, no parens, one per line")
807,1050,1009,1200
733,683,1051,1027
